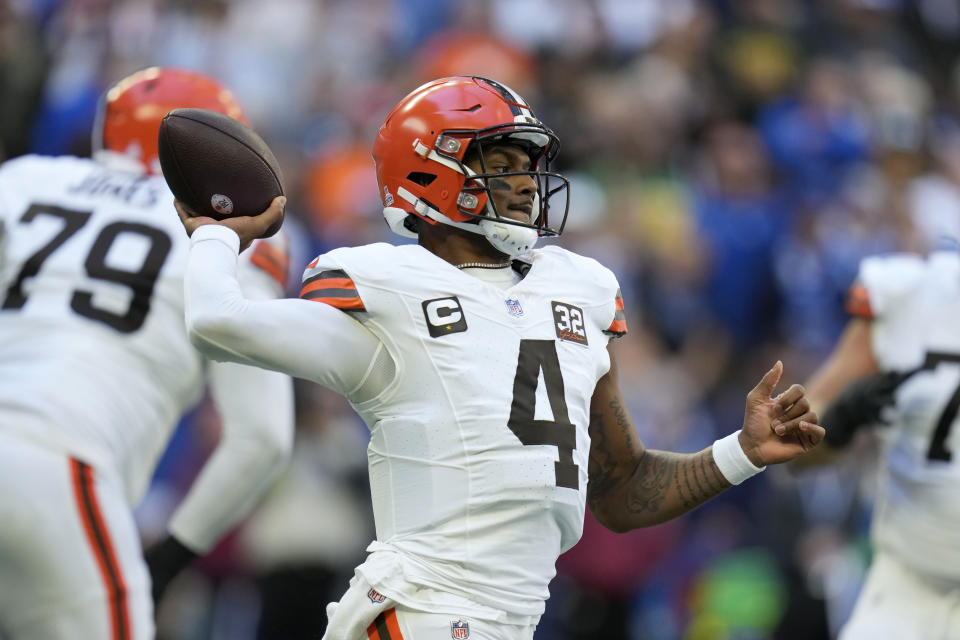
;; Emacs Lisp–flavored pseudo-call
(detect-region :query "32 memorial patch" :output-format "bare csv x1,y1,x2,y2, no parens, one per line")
552,301,588,346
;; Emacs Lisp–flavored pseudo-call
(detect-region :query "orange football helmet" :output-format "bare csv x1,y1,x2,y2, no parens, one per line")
373,76,569,256
92,67,247,175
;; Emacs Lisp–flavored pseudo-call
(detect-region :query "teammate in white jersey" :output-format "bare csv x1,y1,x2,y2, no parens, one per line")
176,76,823,640
0,68,294,640
796,251,960,640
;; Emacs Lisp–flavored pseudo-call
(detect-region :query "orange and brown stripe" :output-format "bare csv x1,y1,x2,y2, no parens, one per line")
249,240,290,289
299,269,366,312
70,459,131,640
845,283,874,319
366,608,403,639
605,288,627,336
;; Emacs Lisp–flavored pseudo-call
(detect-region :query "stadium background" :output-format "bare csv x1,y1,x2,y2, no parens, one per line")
3,0,959,638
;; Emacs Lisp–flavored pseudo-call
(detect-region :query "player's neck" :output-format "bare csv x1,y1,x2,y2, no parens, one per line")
418,224,509,269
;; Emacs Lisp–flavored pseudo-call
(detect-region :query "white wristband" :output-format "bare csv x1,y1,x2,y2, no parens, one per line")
712,430,765,485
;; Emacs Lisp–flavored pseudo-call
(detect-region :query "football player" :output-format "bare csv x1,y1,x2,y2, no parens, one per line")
794,251,960,640
177,76,823,639
0,67,294,640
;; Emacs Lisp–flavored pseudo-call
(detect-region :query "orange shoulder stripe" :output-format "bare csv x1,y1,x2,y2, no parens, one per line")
299,269,365,311
250,242,290,289
607,288,628,335
250,254,287,288
309,296,366,310
299,277,356,296
607,318,628,334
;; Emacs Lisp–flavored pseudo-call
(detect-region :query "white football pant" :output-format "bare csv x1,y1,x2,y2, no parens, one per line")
0,431,153,640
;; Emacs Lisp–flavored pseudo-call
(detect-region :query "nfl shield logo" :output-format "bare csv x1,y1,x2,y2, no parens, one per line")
505,298,524,317
366,588,385,604
450,620,470,639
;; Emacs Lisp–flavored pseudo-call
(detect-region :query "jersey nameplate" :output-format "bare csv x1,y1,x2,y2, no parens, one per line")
422,296,468,337
552,301,588,346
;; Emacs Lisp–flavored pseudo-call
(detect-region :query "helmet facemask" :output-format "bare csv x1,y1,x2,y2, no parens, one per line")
429,125,570,256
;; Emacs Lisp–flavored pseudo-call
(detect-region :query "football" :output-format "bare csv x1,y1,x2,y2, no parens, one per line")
158,108,284,237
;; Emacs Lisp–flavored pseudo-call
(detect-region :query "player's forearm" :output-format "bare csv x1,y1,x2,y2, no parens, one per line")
589,447,731,531
803,318,877,415
167,361,296,552
184,225,267,364
169,424,290,552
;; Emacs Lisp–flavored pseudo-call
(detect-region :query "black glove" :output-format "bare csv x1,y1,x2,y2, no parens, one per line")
143,535,199,606
822,371,908,448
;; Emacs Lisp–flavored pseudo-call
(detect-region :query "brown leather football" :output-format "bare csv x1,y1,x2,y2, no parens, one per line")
158,108,284,237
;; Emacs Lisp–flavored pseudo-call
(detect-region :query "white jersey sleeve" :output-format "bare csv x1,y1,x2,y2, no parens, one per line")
184,224,383,396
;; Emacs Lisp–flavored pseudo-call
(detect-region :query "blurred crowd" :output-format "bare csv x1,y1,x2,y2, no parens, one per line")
4,0,960,638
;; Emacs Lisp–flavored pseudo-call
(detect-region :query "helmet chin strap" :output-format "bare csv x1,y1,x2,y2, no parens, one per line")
478,218,538,256
391,186,537,257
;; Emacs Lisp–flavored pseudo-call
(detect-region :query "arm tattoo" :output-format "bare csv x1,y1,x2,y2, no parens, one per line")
587,408,621,511
610,396,632,439
625,452,671,513
588,385,730,527
626,449,729,518
586,395,639,511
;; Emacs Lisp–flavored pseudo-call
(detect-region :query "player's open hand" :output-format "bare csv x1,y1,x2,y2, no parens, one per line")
739,361,824,466
175,196,285,252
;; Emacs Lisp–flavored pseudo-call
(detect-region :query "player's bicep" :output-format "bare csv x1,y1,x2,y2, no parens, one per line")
191,296,381,396
587,348,645,511
185,227,384,395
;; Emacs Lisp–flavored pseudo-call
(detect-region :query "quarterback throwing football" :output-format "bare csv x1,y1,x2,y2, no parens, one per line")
179,76,823,639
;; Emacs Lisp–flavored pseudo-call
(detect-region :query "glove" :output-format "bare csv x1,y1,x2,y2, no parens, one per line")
822,371,908,448
143,535,199,606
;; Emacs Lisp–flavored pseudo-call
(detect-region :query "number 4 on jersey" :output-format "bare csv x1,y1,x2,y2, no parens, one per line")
508,339,578,489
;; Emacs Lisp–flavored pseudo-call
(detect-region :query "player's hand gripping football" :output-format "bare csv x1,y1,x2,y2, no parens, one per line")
738,361,824,466
175,196,285,252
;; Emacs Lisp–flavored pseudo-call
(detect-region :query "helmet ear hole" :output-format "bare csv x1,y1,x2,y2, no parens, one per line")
407,172,437,186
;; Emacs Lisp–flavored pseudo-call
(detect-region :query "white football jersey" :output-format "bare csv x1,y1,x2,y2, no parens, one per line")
0,154,285,505
854,251,960,582
299,242,626,618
